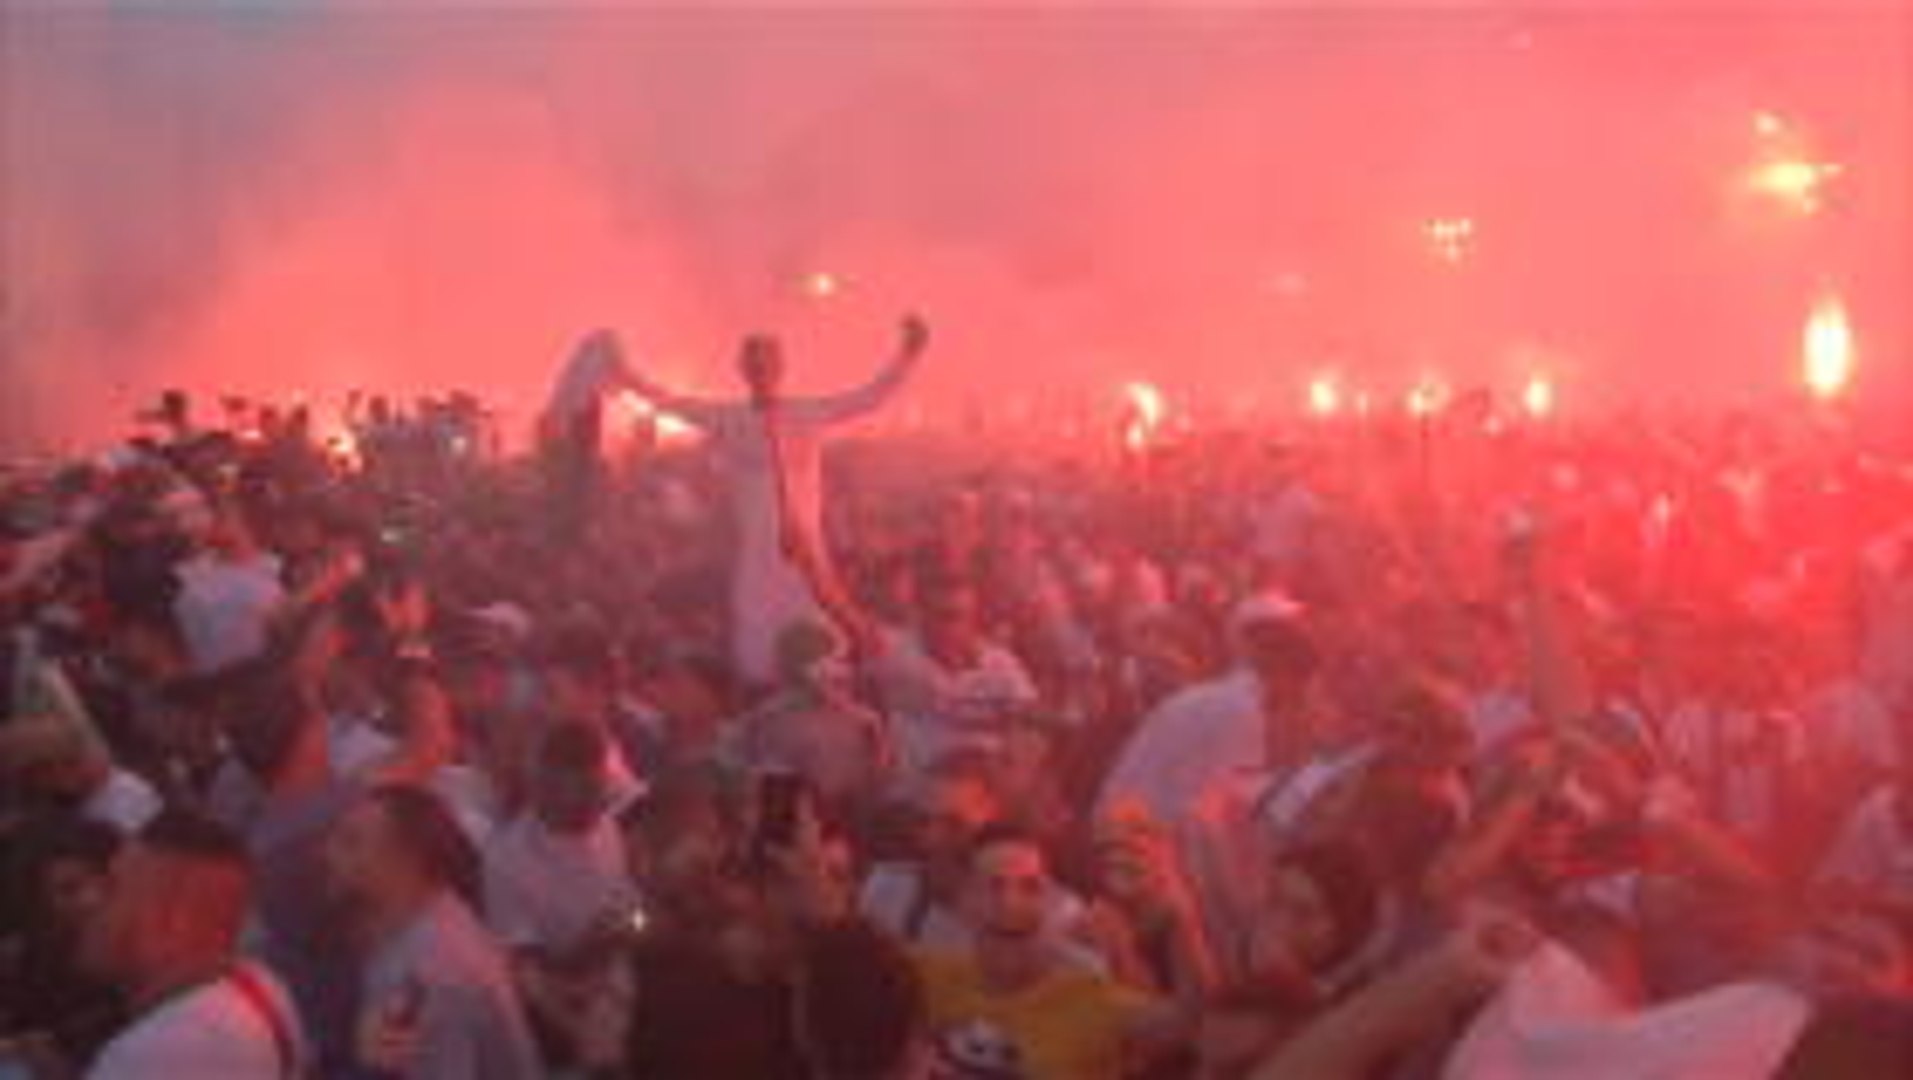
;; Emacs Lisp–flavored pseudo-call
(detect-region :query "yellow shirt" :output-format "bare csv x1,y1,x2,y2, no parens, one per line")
915,949,1151,1080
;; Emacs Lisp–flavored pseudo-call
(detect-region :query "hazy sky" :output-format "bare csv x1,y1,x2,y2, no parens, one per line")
3,1,1907,450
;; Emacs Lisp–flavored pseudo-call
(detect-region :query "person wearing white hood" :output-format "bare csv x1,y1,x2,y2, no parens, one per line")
589,317,929,686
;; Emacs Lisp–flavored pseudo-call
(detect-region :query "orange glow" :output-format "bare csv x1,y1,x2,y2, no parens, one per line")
1122,380,1164,452
802,271,841,299
1125,380,1165,428
616,390,704,448
1424,216,1476,264
1307,373,1342,417
1747,158,1841,215
317,422,362,472
1405,374,1451,418
1802,293,1855,401
1521,373,1555,419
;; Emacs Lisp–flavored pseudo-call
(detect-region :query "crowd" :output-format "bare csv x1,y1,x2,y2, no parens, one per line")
1,319,1908,1079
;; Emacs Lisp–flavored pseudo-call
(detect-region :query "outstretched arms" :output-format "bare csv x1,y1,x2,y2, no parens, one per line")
796,314,929,426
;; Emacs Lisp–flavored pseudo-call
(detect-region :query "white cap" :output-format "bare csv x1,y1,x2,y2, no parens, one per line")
1230,589,1306,631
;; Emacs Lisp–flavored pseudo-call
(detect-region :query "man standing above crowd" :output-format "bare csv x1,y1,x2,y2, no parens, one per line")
598,316,929,686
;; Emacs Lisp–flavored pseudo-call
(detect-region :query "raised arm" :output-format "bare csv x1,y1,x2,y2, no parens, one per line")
793,314,929,426
1504,516,1594,730
587,329,727,428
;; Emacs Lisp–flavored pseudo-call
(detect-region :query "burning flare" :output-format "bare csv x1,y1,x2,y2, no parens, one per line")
1802,294,1855,402
1521,373,1555,420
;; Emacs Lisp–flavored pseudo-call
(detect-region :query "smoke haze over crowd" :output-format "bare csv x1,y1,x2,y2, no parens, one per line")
3,1,1907,452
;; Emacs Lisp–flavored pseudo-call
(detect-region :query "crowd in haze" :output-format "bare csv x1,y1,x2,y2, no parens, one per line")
1,321,1909,1079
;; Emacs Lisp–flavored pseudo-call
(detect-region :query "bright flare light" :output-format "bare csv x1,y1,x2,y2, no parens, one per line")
802,271,841,299
1307,374,1342,418
1747,159,1841,215
1122,380,1165,453
1405,375,1452,418
1424,217,1476,264
618,391,704,448
321,426,362,472
1802,294,1855,402
1521,373,1556,420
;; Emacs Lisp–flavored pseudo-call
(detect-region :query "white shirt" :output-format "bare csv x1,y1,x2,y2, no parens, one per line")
82,767,164,835
873,630,1039,773
858,863,1103,973
87,962,302,1080
635,350,920,682
173,553,284,674
483,814,635,952
1098,669,1265,826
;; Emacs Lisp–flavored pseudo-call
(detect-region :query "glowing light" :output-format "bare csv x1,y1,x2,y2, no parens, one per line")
1747,158,1841,214
1307,374,1342,418
1521,373,1555,420
1424,217,1476,264
802,271,841,299
1802,293,1855,402
318,425,362,472
1405,375,1451,418
1752,110,1787,139
1124,381,1165,428
617,390,704,448
1121,381,1165,453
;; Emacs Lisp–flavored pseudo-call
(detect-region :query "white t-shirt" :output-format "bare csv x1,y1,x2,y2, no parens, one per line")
637,350,920,682
173,553,285,674
82,767,164,835
858,863,1104,973
1097,670,1265,826
87,962,303,1080
482,814,636,952
872,630,1040,773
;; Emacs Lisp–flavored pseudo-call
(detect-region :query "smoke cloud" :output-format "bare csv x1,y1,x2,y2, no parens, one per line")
3,2,1906,452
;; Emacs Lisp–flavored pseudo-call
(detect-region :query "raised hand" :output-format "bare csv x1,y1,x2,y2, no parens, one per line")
899,313,930,358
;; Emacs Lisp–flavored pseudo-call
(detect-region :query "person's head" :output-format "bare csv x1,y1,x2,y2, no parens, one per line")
1376,676,1473,771
3,813,120,944
539,629,619,722
325,785,480,913
794,919,927,1080
775,620,843,690
739,334,786,403
530,721,610,835
1254,842,1381,979
226,671,326,786
619,767,747,929
919,575,984,667
1235,612,1321,712
961,823,1050,946
914,752,1003,872
202,497,259,557
78,812,251,996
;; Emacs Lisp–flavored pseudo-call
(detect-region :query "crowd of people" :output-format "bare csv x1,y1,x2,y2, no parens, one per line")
1,318,1908,1079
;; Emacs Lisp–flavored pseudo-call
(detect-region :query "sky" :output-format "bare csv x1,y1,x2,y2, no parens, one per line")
2,1,1907,451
